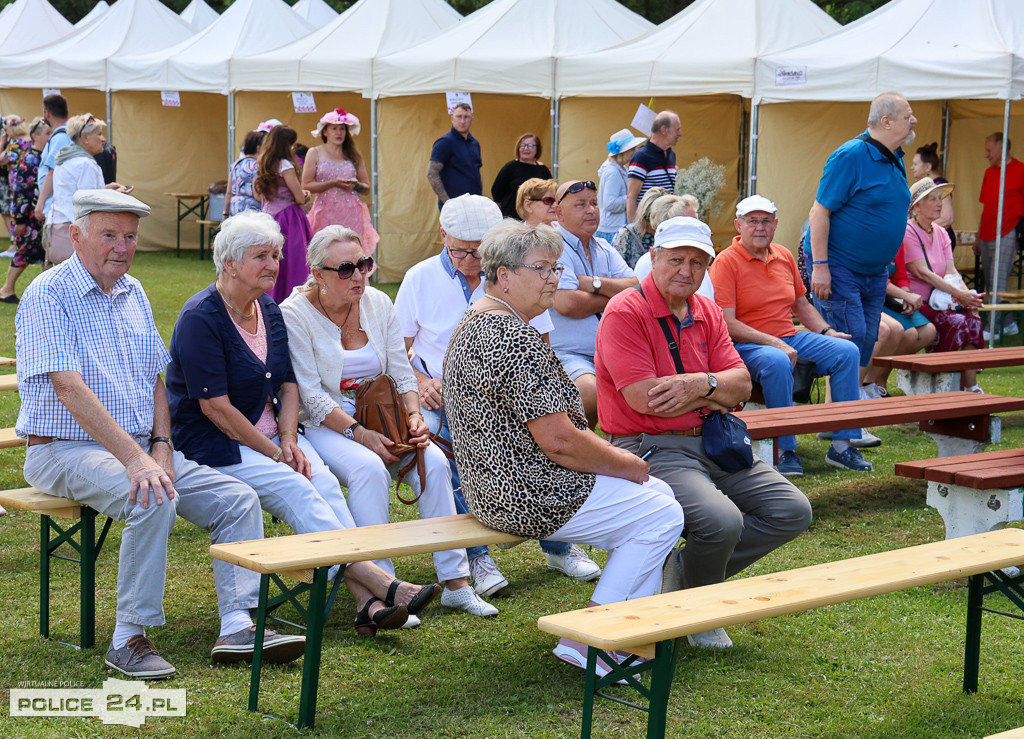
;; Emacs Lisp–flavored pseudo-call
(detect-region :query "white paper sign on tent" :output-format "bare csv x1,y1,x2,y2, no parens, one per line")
43,89,61,97
774,67,807,87
445,93,473,114
631,104,657,135
161,91,181,107
292,93,316,114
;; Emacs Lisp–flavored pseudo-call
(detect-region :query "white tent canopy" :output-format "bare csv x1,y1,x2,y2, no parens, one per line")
0,0,195,89
755,0,1024,103
179,0,218,30
231,0,461,94
75,0,108,28
373,0,653,98
108,0,314,94
0,0,72,55
558,0,838,98
290,0,337,28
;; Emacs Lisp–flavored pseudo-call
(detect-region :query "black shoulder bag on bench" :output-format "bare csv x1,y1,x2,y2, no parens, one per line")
634,285,754,473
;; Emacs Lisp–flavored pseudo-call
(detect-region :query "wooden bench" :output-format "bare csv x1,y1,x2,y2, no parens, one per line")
874,346,1024,395
210,513,526,729
0,487,114,649
537,529,1024,739
988,727,1024,739
735,391,1024,464
0,373,17,392
895,448,1024,540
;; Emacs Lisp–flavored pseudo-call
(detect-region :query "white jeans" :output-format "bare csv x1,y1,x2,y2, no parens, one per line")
303,424,469,582
547,475,684,605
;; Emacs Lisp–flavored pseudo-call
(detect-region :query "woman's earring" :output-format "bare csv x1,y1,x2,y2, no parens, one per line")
503,286,509,293
320,286,327,295
232,272,237,278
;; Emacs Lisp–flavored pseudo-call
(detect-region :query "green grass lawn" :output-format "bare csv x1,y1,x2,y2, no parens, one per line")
0,251,1022,737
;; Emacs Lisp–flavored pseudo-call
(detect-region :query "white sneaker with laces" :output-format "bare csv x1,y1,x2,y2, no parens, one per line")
545,544,602,581
469,554,508,597
440,585,498,617
1004,321,1019,336
687,627,733,649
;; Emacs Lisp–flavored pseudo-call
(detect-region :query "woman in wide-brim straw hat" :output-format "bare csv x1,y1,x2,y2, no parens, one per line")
302,108,379,261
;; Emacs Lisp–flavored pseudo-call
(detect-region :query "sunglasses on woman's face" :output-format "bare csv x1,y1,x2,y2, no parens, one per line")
320,256,374,279
529,196,557,206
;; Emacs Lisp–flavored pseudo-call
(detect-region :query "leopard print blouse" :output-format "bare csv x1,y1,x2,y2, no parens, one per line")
443,309,595,539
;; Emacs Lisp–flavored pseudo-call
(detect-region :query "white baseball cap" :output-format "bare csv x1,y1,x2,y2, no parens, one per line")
653,216,715,259
735,194,778,218
439,195,502,241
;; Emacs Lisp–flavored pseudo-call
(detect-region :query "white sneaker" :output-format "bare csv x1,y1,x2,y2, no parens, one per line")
859,383,887,400
851,431,882,449
1004,321,1019,336
545,544,602,581
687,627,733,649
0,248,16,259
984,329,1001,342
469,554,508,597
440,585,498,617
964,384,984,393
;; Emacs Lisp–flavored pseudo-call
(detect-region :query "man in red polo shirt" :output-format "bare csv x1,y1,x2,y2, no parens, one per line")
594,216,811,650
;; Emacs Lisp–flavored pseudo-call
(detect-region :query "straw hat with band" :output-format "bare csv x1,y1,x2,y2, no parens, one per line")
909,177,954,213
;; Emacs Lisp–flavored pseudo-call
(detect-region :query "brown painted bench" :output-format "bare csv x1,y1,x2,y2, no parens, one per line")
896,448,1024,539
874,346,1024,395
735,391,1024,463
538,529,1024,739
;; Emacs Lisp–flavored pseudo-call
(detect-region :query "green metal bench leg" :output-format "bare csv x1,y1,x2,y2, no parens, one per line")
40,516,50,639
248,574,271,713
297,567,328,730
79,508,96,648
963,573,984,693
581,646,598,739
645,640,678,739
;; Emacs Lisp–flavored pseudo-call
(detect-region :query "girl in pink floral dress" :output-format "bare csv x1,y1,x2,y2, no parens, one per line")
302,109,379,259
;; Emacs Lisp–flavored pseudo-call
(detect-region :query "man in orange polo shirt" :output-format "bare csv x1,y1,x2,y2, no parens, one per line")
709,195,871,478
595,216,811,650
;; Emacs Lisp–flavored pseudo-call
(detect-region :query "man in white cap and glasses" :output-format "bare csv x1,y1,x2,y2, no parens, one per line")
395,194,601,598
596,128,646,243
15,189,304,679
710,195,874,478
595,216,811,650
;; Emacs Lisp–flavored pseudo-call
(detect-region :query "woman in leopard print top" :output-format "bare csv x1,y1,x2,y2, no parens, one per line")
443,220,685,678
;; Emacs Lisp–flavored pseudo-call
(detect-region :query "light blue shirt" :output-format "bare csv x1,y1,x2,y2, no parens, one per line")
37,125,71,219
597,158,628,234
551,223,633,358
15,254,171,440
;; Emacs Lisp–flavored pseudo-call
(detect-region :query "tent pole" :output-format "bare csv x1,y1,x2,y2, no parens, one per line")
105,90,112,145
747,102,758,196
370,96,379,284
988,97,1011,346
941,100,950,170
227,93,236,175
551,97,560,179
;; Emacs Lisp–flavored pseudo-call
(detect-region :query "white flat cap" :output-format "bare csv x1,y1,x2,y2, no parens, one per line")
439,194,502,241
735,194,778,218
73,189,151,220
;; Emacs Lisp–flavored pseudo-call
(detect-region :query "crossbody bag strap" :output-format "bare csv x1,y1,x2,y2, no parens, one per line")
910,226,934,274
633,284,686,374
856,133,906,175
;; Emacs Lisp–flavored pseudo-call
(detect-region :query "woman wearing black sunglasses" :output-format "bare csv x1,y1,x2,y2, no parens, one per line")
515,177,559,227
280,225,500,623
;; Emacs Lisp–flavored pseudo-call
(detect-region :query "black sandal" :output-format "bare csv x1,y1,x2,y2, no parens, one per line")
354,597,408,637
385,579,441,616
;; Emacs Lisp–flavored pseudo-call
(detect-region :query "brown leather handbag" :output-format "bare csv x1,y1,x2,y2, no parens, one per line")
355,374,425,504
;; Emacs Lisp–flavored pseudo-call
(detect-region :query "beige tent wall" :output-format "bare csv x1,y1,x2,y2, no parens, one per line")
945,99,1024,239
376,93,550,283
0,88,106,124
233,91,370,158
755,100,942,253
113,90,227,253
558,95,743,246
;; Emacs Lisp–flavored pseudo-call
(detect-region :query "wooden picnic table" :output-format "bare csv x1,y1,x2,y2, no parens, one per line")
873,346,1024,395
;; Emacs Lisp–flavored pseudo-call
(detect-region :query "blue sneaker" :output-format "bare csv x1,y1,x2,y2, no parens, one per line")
826,445,874,472
776,450,804,477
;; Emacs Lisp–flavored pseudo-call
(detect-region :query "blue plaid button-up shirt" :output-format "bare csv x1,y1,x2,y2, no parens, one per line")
15,254,171,440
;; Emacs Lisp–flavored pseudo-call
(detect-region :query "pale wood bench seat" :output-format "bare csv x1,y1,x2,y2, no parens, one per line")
874,347,1024,395
0,428,26,449
0,373,17,392
0,486,113,649
987,727,1024,738
209,513,525,729
537,529,1024,739
895,448,1024,539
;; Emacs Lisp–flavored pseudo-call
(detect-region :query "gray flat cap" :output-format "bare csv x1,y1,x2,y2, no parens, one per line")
73,189,151,220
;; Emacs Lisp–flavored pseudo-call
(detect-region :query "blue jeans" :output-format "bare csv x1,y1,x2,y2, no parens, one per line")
423,407,570,559
811,262,888,367
736,331,862,450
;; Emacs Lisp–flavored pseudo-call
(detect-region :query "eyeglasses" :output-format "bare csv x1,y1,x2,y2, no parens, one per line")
514,263,564,280
519,142,538,149
557,181,597,204
448,247,481,260
528,196,557,206
741,217,776,227
320,256,374,279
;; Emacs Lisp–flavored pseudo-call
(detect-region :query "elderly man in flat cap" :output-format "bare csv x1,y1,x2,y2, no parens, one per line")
16,190,304,679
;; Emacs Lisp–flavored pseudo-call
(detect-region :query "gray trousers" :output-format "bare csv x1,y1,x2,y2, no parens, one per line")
24,438,264,627
978,230,1018,304
612,433,812,590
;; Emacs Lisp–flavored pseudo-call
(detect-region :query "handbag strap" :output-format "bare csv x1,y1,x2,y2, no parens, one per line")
633,284,686,374
856,133,906,175
910,225,935,274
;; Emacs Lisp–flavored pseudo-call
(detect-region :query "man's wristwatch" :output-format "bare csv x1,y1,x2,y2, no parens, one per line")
591,276,602,294
343,422,360,441
820,325,833,335
705,373,718,398
150,436,173,451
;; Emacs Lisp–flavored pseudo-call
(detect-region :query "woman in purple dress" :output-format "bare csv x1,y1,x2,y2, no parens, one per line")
254,125,312,304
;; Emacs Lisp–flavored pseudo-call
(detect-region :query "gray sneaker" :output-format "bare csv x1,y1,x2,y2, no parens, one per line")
212,626,305,664
105,636,176,680
660,546,685,594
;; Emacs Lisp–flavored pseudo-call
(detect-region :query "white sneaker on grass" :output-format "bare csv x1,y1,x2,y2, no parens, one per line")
545,544,601,581
469,553,508,597
817,430,880,448
440,585,498,617
687,628,733,649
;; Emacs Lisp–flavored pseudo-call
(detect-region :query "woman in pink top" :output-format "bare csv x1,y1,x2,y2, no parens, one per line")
302,109,379,260
903,177,985,391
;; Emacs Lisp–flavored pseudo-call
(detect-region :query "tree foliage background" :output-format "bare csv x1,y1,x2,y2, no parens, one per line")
5,0,886,27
